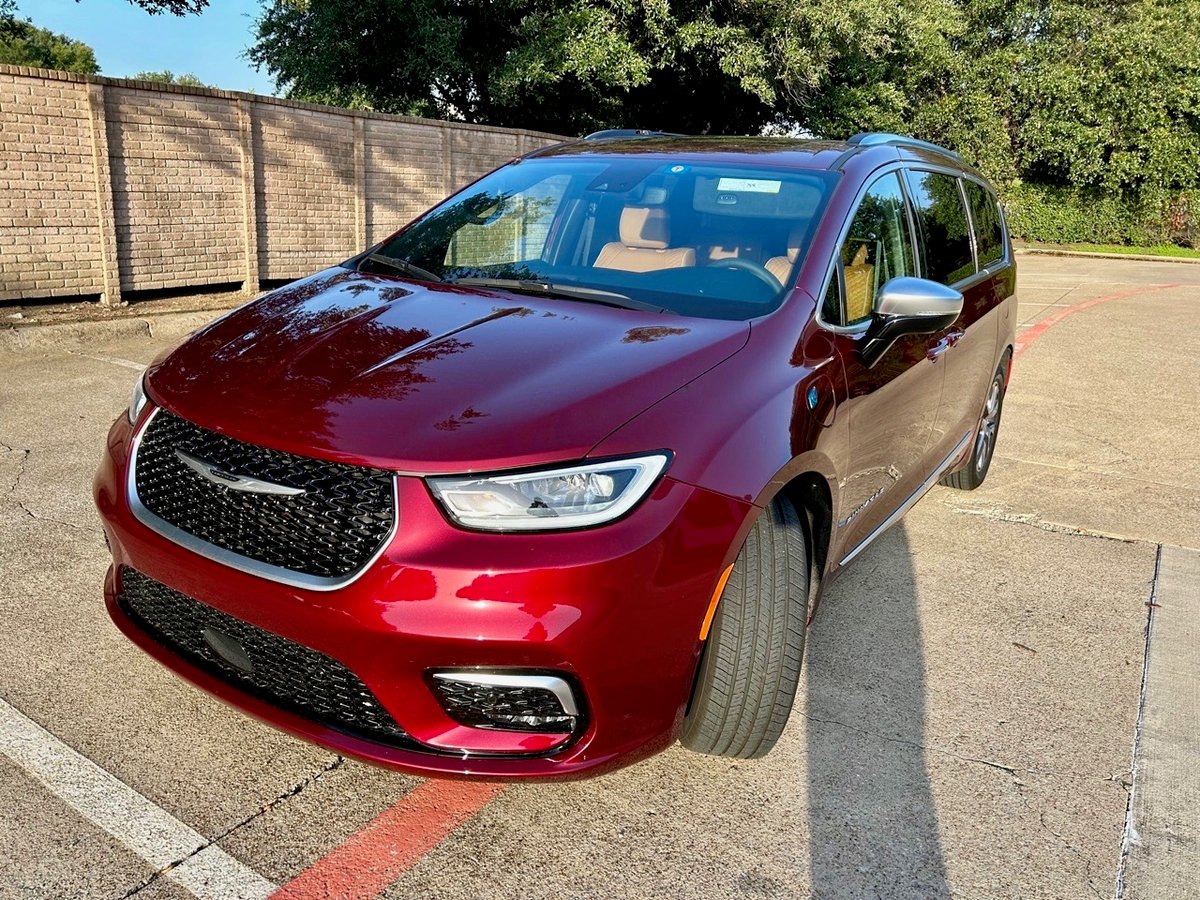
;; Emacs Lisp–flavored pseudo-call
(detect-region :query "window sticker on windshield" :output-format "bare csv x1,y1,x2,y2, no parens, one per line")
716,177,782,194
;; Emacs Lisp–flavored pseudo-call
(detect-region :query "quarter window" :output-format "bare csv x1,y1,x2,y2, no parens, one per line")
964,180,1005,268
905,171,975,285
827,172,917,325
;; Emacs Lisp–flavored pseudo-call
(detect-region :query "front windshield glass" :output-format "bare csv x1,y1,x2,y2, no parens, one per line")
364,156,838,320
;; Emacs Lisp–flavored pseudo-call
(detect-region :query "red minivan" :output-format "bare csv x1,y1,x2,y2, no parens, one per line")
95,132,1015,779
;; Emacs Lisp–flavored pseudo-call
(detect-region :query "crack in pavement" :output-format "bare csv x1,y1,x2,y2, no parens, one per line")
993,452,1199,493
801,712,1132,786
1014,789,1107,900
15,501,87,531
939,503,1164,548
120,754,346,899
3,444,89,531
2,443,31,498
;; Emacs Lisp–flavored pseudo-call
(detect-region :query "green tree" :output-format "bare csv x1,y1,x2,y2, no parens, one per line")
248,0,1200,244
0,15,99,73
248,0,846,134
133,69,209,86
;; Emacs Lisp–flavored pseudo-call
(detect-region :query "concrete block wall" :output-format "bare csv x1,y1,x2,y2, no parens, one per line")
0,65,564,305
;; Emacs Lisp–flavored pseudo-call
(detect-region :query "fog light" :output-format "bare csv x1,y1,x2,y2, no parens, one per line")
431,672,579,733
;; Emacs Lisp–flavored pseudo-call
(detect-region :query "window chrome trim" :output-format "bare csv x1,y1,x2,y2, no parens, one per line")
432,672,580,716
814,161,916,334
817,162,1012,335
127,406,401,593
816,159,1013,333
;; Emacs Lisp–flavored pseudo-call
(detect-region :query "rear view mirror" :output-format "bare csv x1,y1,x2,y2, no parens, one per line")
861,277,963,368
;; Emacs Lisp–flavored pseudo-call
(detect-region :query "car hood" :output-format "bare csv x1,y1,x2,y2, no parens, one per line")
148,268,750,472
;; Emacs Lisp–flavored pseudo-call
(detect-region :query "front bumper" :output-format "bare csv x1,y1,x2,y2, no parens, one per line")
94,413,752,780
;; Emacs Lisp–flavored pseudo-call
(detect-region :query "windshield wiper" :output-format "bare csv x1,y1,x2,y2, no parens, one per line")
449,277,668,313
359,253,443,283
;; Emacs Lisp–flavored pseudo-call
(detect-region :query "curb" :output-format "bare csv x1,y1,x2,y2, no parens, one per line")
0,308,235,352
1015,247,1200,265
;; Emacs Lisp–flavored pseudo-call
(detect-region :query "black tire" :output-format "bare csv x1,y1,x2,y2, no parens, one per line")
940,356,1008,491
679,496,809,759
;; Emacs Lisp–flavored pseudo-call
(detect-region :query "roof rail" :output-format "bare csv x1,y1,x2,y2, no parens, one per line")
847,132,963,161
583,129,685,141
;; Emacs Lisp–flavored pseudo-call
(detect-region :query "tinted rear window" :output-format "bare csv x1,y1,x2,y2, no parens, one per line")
964,180,1005,268
905,171,974,285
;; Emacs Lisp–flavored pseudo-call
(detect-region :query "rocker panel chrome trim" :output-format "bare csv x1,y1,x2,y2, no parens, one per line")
839,430,973,567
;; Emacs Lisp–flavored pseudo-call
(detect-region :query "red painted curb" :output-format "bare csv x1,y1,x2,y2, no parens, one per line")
1013,283,1179,361
271,780,506,900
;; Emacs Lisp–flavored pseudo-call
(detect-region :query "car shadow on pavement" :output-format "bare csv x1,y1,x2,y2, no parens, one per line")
801,522,951,898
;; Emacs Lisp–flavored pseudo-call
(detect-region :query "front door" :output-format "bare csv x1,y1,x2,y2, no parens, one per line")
826,171,945,563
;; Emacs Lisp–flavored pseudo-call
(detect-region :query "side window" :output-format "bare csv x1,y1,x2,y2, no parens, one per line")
905,171,974,285
964,180,1005,268
446,174,571,270
831,172,917,325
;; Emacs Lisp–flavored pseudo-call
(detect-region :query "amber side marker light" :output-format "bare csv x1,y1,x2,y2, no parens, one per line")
699,564,735,641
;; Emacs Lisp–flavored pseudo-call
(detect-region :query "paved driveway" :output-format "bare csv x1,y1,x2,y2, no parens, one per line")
0,254,1196,899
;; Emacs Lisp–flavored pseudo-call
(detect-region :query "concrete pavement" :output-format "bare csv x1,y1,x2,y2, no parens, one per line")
0,254,1195,898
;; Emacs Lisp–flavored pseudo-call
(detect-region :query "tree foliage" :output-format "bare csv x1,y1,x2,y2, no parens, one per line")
126,0,208,13
133,69,209,86
0,13,99,73
250,0,1200,244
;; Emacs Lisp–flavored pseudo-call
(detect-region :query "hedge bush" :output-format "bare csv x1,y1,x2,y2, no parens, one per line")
1002,183,1199,248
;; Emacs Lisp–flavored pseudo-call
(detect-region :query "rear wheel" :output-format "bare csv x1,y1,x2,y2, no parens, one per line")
940,357,1008,491
680,496,809,759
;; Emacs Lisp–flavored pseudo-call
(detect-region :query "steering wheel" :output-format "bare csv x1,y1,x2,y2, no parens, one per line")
707,257,782,292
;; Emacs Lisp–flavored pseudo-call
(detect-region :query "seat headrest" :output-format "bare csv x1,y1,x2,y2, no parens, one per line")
786,223,809,263
619,206,670,249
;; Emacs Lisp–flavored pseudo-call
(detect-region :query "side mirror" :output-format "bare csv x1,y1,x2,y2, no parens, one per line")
861,277,963,369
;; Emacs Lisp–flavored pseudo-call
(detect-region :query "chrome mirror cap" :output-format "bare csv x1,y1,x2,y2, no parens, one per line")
875,276,964,319
861,277,965,369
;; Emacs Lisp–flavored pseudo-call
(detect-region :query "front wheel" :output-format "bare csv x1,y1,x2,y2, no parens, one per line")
941,356,1008,491
679,496,809,759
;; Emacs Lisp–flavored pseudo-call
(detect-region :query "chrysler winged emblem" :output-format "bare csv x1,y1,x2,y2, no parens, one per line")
174,449,306,497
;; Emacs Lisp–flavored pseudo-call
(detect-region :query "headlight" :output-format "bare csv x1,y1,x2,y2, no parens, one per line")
428,453,671,531
127,373,150,425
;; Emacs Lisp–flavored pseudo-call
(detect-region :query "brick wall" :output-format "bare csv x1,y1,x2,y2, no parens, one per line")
0,66,564,305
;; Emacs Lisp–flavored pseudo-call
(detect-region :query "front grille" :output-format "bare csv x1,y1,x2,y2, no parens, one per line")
118,567,414,747
134,411,395,580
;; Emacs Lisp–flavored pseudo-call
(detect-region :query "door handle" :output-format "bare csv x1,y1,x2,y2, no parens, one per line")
926,330,965,363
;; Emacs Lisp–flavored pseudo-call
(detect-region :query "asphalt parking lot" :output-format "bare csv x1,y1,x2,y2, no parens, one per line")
0,253,1197,899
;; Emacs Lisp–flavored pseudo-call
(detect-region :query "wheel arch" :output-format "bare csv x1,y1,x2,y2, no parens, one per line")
749,454,841,621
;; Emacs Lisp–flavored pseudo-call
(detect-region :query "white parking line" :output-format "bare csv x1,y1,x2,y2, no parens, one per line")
72,352,147,372
0,697,276,900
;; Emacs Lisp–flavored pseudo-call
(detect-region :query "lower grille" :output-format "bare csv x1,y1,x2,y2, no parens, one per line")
431,674,578,733
117,567,415,748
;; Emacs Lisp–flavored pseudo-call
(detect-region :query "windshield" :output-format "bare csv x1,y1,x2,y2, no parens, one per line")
363,156,838,321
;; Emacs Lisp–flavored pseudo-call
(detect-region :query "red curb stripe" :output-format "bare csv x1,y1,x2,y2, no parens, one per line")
271,780,505,900
1013,283,1179,361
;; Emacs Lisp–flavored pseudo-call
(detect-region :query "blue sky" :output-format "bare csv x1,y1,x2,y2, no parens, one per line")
20,0,276,94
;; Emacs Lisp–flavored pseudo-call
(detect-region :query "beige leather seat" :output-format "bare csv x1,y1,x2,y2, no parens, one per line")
594,206,696,273
764,225,806,286
843,244,876,322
